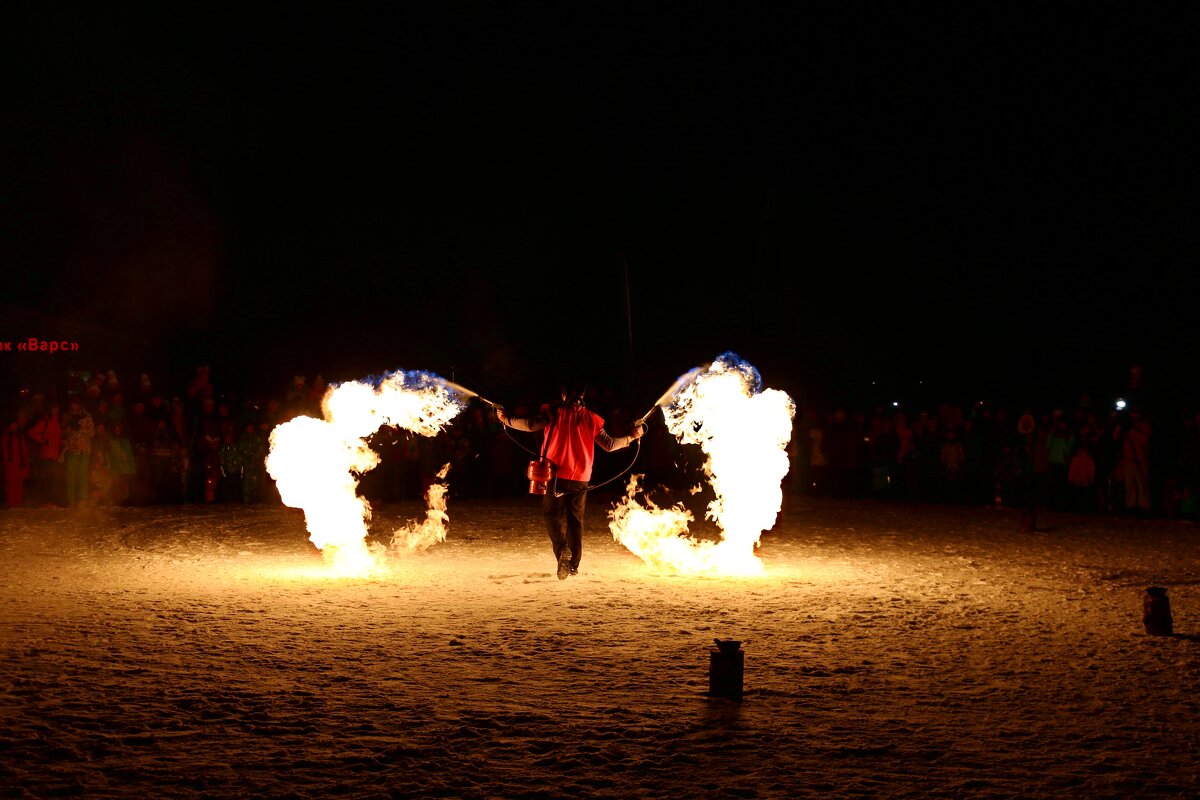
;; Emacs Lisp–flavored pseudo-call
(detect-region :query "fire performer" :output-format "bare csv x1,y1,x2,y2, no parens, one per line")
495,383,644,580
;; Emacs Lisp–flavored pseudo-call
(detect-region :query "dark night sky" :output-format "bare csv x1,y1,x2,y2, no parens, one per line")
3,4,1197,412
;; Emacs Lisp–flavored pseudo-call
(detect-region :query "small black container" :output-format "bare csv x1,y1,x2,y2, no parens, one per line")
709,639,744,701
1143,586,1173,636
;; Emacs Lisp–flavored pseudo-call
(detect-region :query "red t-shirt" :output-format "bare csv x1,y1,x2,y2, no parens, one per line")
542,406,605,482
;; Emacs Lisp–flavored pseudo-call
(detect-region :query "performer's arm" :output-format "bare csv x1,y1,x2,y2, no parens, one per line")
496,408,547,433
595,424,645,452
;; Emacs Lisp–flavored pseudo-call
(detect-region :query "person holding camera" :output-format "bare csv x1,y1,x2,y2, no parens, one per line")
495,383,644,580
1114,407,1152,516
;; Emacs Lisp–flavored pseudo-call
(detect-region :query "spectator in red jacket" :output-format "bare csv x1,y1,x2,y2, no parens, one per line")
27,405,64,507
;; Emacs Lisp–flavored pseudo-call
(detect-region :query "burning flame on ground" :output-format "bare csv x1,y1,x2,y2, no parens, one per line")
609,353,795,576
390,463,451,553
266,370,466,577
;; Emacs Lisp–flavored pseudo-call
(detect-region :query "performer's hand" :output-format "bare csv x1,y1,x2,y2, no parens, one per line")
632,423,646,440
495,407,508,426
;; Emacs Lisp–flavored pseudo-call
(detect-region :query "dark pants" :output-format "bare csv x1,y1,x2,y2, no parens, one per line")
65,453,89,507
543,478,588,569
1049,463,1069,510
32,458,64,506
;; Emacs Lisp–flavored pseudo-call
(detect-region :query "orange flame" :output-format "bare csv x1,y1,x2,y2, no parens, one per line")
609,355,794,576
390,463,452,553
265,371,465,577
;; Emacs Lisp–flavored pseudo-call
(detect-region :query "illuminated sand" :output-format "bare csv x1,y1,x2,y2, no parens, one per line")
3,499,1199,798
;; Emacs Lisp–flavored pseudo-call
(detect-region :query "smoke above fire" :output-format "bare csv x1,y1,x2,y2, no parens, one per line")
265,370,467,577
609,353,795,576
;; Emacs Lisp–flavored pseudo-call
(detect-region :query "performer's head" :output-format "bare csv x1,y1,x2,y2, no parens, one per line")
560,380,587,408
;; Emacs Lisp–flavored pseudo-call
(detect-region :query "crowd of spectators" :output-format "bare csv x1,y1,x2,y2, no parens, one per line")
0,366,647,511
789,366,1200,520
3,363,1199,521
2,365,291,510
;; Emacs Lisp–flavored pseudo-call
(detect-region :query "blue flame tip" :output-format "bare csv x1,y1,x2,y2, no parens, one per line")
712,351,763,394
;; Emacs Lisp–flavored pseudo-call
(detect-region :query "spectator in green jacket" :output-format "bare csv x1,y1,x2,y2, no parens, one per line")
108,423,137,505
62,399,95,508
237,424,267,504
1046,411,1076,510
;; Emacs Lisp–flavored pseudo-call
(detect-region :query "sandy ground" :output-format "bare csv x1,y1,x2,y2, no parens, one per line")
2,494,1199,799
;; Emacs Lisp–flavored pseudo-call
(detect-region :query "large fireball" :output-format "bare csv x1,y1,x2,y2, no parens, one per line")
266,370,466,577
609,353,795,576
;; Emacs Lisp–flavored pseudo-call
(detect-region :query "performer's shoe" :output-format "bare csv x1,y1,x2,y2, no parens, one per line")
557,548,573,581
568,567,578,576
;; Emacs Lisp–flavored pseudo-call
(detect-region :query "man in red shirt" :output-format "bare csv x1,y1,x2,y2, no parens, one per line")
496,384,644,580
